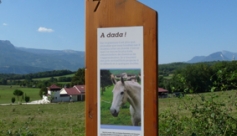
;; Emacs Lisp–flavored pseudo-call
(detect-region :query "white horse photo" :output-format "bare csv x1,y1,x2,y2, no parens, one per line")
110,76,141,126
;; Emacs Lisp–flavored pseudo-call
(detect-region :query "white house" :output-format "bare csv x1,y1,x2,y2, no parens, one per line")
47,84,61,103
47,84,85,103
73,85,85,101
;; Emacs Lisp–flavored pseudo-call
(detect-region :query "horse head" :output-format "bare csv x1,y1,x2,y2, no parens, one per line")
110,77,127,117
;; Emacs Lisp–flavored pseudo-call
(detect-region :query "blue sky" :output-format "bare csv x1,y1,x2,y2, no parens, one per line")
0,0,237,64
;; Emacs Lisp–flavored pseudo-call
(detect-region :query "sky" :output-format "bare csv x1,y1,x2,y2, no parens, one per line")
0,0,237,64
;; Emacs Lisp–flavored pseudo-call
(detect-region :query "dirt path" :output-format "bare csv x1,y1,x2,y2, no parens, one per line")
0,99,50,105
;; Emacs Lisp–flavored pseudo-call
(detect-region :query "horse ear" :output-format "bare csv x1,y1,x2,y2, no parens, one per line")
121,77,125,85
112,78,117,85
111,74,117,85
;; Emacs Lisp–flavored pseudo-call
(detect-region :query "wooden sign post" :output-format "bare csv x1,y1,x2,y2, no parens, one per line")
85,0,158,135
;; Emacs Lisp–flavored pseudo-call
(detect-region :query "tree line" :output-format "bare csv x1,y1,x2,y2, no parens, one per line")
159,61,219,77
0,69,85,89
3,60,237,94
0,70,73,80
0,70,75,86
159,61,237,93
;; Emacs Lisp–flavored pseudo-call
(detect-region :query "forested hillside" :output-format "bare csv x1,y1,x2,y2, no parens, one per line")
0,70,73,80
159,62,189,76
1,60,237,94
159,61,237,93
0,69,85,88
159,61,220,76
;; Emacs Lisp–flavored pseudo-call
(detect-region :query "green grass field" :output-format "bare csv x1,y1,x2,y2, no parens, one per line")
1,84,237,135
32,73,75,81
159,90,237,135
57,82,71,84
0,102,85,136
159,90,237,118
0,85,85,135
163,74,173,80
0,85,41,104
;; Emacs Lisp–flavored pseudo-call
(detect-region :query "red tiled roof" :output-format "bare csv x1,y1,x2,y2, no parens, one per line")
48,84,61,90
158,88,168,93
65,87,81,95
74,85,85,93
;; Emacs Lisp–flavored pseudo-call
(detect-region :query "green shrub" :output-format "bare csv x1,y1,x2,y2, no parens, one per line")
159,93,237,135
25,96,30,103
13,89,24,102
11,97,15,103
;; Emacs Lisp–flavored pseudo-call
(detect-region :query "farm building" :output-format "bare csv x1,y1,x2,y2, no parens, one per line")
47,84,85,103
73,85,85,101
158,88,168,98
47,84,61,102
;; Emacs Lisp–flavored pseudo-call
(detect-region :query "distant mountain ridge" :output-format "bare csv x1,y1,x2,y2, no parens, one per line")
187,50,237,63
0,40,85,74
2,40,236,74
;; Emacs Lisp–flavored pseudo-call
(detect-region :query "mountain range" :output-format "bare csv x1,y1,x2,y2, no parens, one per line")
1,40,236,74
0,40,85,74
187,50,237,63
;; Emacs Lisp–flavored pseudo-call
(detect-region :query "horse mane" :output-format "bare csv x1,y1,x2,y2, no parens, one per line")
125,80,140,87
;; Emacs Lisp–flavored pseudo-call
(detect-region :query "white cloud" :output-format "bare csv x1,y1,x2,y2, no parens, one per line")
3,23,8,26
38,27,54,33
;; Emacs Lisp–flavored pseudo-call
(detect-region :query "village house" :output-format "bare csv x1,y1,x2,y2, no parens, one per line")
47,84,85,103
47,84,61,102
158,87,168,98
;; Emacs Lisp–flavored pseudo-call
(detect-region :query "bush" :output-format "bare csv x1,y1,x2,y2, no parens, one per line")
39,87,47,98
25,96,30,103
13,89,24,102
159,93,237,135
11,97,15,103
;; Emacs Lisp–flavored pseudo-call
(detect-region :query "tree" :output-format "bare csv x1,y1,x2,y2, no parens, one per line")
39,87,48,98
100,70,112,95
211,61,237,91
13,89,24,103
71,68,85,86
50,76,57,82
25,94,30,103
158,76,165,88
168,63,214,93
0,79,7,85
11,97,15,103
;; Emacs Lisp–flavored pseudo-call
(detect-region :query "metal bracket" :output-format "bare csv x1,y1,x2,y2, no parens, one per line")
93,0,101,12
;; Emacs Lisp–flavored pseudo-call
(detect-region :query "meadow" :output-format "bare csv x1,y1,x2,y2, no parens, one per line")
159,90,237,117
159,90,237,135
32,73,74,81
0,85,85,136
0,102,85,136
1,84,237,135
0,85,41,104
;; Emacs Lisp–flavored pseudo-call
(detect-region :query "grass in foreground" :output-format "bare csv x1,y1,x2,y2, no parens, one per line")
159,90,237,135
0,102,85,136
2,85,237,135
159,90,237,117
